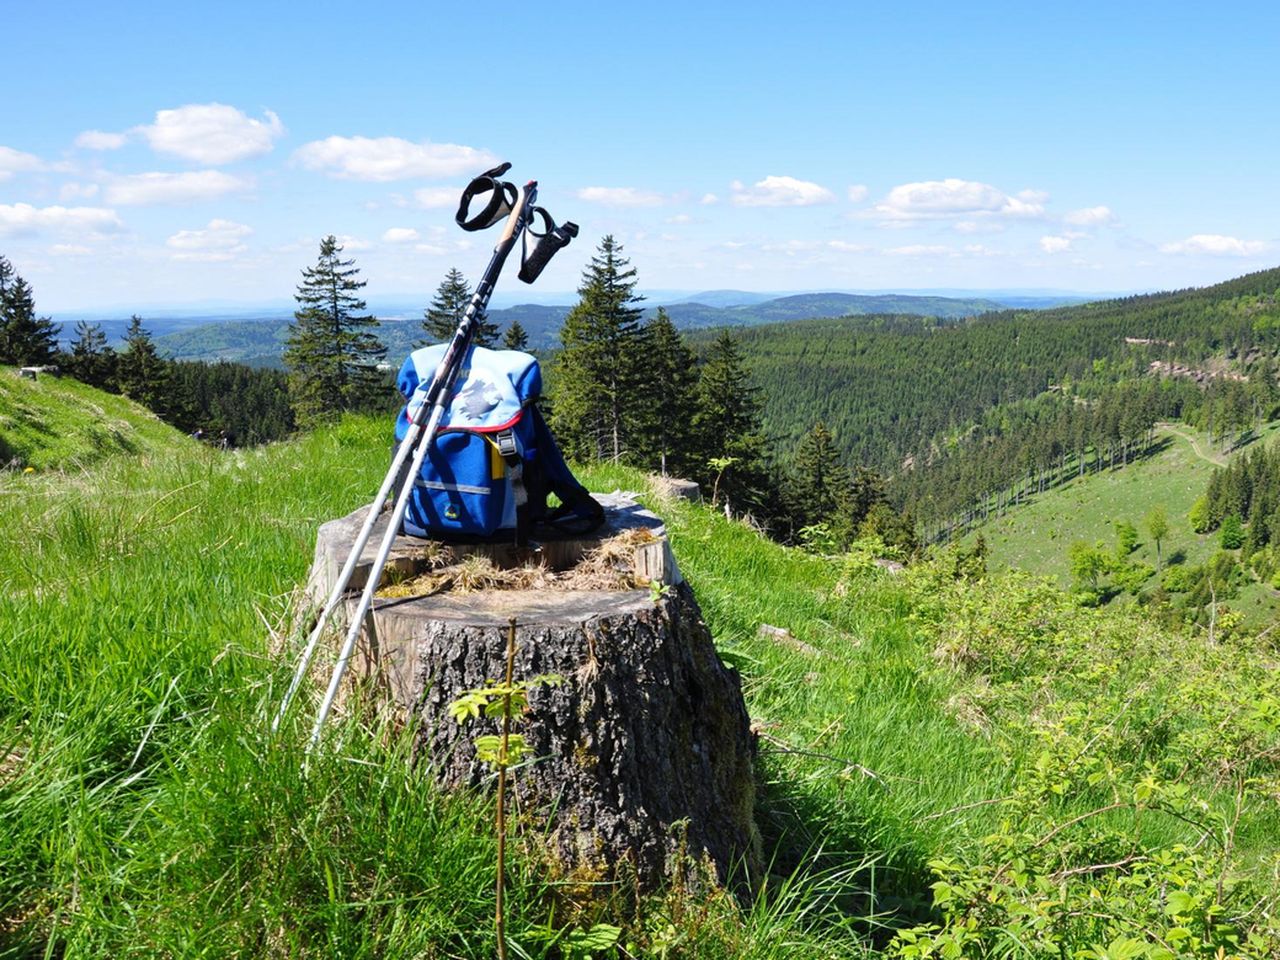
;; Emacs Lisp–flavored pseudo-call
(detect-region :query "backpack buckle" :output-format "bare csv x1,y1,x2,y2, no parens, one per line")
494,429,520,465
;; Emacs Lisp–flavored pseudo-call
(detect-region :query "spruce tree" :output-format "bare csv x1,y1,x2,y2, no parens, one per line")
692,330,768,515
784,420,846,534
116,315,172,414
68,320,114,388
829,464,894,549
421,267,497,347
0,256,59,366
551,236,645,461
502,320,529,351
634,308,698,476
284,235,387,428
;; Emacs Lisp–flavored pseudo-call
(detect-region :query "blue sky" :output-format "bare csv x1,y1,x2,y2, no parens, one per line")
2,0,1278,312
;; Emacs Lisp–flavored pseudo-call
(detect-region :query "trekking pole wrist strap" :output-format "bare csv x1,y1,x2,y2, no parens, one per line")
456,163,518,232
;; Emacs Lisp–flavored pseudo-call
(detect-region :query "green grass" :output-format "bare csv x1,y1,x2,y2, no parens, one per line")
972,421,1280,626
1,401,1277,956
0,367,192,471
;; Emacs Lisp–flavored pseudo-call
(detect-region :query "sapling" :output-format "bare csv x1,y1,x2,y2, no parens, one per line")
448,617,561,960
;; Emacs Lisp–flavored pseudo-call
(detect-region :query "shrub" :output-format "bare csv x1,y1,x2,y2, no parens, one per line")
1189,495,1213,534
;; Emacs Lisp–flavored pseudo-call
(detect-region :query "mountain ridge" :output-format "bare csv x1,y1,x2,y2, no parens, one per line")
150,290,1017,364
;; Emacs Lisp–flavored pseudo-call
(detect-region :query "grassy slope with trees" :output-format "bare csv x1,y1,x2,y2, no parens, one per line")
970,420,1280,628
2,386,1279,956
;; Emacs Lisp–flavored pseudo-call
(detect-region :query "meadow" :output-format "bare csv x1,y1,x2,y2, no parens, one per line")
2,387,1278,957
976,422,1280,627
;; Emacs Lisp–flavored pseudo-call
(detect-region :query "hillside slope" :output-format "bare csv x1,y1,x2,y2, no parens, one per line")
2,415,1278,955
718,266,1280,473
970,421,1280,626
0,367,192,470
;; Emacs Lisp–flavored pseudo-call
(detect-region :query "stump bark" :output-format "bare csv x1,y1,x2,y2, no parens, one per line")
307,495,760,891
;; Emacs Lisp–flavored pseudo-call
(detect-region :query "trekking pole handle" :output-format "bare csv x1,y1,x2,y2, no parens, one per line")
499,181,536,245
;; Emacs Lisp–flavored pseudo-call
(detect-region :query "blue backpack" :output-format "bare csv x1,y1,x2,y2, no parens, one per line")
394,344,604,542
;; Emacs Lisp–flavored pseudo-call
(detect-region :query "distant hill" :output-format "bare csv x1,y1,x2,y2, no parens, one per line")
154,291,1004,365
0,367,191,470
661,292,1002,329
662,289,778,308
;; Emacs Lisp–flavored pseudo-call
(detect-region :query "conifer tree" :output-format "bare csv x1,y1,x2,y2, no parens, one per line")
284,235,387,428
502,320,529,351
0,256,59,366
68,320,115,388
692,330,768,515
783,420,846,534
634,308,698,476
421,268,497,347
116,315,172,413
551,236,645,461
830,464,896,548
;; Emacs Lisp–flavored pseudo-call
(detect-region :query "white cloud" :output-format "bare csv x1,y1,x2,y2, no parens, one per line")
74,130,127,151
963,244,1002,257
103,170,249,205
414,243,449,255
666,213,693,224
0,146,42,181
49,244,92,256
1064,205,1116,226
699,193,719,205
885,244,954,257
138,103,283,164
846,184,868,203
166,219,253,262
872,178,1045,222
1160,234,1270,257
1039,235,1072,253
59,182,100,201
383,227,420,243
412,186,460,209
953,219,1005,235
828,240,869,252
0,203,123,237
731,175,835,207
577,186,666,207
294,136,496,181
334,234,372,251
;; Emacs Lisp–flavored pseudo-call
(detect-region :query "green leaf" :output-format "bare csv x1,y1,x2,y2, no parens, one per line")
1102,936,1148,960
447,691,490,723
473,735,503,764
1164,890,1194,916
565,923,622,951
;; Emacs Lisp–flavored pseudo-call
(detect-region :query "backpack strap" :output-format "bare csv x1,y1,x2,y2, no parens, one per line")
493,428,531,546
527,406,606,535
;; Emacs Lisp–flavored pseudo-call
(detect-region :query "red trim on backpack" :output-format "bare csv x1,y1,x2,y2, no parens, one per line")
437,408,527,436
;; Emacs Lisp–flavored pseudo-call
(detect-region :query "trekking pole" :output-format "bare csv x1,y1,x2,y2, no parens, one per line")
271,163,535,734
304,167,553,753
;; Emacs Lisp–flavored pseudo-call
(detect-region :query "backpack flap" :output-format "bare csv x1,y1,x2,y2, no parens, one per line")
395,344,541,442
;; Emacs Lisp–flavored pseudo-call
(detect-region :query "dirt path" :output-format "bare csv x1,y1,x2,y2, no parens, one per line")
1158,422,1227,467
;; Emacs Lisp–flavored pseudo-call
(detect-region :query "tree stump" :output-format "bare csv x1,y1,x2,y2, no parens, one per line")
305,494,760,891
